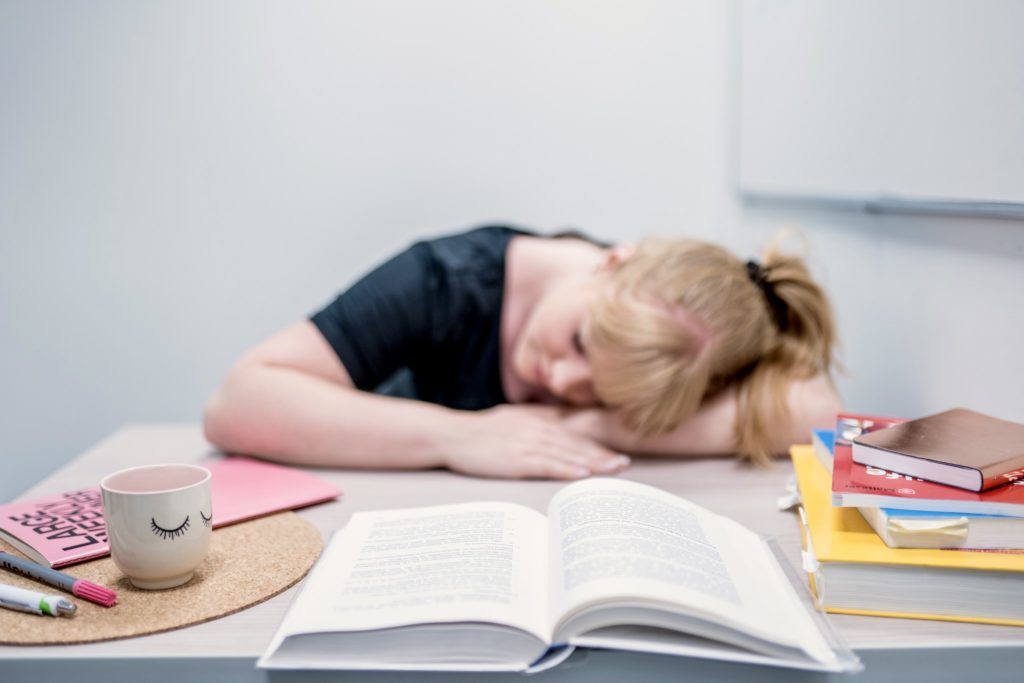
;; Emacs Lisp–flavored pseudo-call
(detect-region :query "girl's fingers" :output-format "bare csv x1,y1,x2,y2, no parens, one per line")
541,431,629,472
519,456,592,480
527,444,630,478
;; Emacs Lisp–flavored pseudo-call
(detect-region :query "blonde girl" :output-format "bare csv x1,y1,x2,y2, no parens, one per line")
204,226,839,478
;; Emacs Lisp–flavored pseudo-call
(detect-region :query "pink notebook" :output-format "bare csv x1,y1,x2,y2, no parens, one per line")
0,457,341,568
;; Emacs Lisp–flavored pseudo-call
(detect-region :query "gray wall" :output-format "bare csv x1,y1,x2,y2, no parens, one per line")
2,1,1022,502
1,1,736,499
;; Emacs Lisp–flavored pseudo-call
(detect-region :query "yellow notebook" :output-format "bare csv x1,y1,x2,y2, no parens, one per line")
791,445,1024,626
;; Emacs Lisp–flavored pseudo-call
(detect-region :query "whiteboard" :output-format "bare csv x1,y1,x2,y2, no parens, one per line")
738,0,1024,215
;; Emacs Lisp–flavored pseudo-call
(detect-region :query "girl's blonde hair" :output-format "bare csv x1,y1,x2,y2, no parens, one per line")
587,236,837,465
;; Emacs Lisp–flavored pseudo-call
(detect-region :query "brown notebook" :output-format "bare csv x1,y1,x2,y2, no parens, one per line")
851,408,1024,492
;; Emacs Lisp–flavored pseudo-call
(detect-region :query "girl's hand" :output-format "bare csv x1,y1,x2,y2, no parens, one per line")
441,405,630,480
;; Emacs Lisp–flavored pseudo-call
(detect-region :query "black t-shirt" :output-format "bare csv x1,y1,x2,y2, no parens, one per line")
310,226,524,410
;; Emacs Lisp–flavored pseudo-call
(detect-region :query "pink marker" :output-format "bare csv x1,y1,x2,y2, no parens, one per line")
0,551,117,607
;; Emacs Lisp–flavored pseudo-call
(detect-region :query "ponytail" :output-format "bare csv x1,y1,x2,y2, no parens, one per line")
588,234,838,466
735,242,838,465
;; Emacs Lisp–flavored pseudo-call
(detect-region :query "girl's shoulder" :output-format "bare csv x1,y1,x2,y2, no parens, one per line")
413,225,527,273
418,224,609,253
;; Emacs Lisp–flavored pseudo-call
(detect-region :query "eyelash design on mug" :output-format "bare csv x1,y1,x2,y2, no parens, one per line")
151,516,190,540
200,510,212,528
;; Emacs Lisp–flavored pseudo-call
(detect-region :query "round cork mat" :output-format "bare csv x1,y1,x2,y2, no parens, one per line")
0,512,322,645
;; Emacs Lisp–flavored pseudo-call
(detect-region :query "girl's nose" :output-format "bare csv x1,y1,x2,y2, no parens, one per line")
548,358,596,405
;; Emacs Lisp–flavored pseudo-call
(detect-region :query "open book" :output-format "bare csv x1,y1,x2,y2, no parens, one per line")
260,479,857,673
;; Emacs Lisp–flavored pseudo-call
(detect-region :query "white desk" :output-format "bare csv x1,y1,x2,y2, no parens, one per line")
3,425,1023,682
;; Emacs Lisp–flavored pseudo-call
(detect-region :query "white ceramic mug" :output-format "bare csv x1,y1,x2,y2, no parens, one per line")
100,464,212,590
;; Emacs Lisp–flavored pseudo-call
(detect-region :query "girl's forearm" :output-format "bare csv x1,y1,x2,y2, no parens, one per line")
562,374,839,458
560,390,739,457
203,364,457,469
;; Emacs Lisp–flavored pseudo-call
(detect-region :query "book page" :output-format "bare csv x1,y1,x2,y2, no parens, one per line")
276,501,550,643
545,479,830,657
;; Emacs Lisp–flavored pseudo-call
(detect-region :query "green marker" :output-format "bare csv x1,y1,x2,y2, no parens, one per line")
0,581,77,617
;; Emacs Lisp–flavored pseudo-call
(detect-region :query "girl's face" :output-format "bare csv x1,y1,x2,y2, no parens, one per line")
511,277,600,406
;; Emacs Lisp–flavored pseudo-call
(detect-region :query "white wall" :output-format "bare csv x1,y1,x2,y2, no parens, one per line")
0,1,736,500
729,0,1024,423
738,206,1024,422
3,1,1022,503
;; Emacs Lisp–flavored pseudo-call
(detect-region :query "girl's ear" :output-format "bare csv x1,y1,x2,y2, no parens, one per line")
597,244,636,273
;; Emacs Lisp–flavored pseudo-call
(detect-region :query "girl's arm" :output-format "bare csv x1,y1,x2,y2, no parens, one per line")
559,373,840,457
203,321,626,479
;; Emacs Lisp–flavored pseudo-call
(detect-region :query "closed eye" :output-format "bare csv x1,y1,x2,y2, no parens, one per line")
572,330,586,357
200,510,212,528
151,516,190,540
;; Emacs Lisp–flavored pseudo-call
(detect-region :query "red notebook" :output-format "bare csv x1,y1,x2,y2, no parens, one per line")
831,414,1024,518
0,457,341,568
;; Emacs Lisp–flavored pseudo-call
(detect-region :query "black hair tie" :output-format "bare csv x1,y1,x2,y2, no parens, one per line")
745,260,789,332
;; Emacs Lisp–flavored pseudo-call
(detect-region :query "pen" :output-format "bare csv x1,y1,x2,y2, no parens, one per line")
0,581,76,617
0,552,117,607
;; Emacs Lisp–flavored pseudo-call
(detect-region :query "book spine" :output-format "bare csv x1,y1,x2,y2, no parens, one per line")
983,466,1024,491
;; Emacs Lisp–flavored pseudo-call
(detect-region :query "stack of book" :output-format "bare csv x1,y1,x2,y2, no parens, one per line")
791,409,1024,626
